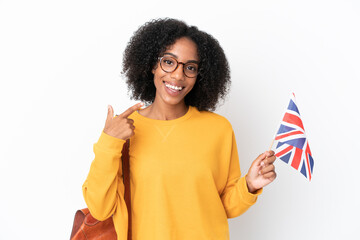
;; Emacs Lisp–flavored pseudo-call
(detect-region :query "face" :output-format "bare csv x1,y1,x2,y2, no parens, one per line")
152,37,199,107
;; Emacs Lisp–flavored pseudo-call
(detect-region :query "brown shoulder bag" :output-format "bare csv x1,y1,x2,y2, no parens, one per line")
70,139,132,240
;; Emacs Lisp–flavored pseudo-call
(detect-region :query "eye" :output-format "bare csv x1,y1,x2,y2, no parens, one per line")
186,64,198,72
162,57,175,66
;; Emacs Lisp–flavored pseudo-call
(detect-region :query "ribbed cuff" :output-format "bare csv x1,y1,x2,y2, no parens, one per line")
96,131,126,154
239,175,263,204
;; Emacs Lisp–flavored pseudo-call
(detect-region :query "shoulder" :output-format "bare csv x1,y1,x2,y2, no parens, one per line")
191,106,233,132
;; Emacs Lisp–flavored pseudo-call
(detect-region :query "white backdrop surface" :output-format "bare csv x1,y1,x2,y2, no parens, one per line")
0,0,359,239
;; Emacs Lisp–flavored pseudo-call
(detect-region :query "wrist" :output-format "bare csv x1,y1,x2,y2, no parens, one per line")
245,175,258,194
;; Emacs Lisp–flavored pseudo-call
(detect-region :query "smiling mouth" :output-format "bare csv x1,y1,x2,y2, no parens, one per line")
163,81,185,91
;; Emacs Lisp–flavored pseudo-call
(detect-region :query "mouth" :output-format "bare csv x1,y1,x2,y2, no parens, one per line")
163,81,185,92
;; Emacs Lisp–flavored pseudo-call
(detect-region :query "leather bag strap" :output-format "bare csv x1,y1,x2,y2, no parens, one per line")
122,139,132,240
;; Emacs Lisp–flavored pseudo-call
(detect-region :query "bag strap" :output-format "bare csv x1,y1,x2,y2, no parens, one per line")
122,139,132,240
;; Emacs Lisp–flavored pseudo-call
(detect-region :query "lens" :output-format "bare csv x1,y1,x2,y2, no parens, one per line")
160,56,177,72
184,63,198,78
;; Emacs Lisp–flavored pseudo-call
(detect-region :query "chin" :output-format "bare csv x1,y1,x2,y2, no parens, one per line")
163,97,185,106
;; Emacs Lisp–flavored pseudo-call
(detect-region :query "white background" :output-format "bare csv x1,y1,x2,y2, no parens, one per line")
1,0,359,239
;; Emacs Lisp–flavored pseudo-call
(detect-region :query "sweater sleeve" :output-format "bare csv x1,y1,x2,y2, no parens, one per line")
220,130,263,218
82,131,127,221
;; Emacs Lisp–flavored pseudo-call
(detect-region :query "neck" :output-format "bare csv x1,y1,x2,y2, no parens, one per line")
142,100,189,120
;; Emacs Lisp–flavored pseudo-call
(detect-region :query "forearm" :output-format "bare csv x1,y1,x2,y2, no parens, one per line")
82,131,126,220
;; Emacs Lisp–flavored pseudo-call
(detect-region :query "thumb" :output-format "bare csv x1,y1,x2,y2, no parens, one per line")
107,105,114,120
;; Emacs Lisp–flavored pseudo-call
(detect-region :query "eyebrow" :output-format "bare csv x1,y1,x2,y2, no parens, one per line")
163,52,199,64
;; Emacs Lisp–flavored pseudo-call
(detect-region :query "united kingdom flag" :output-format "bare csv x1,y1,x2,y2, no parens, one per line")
274,93,314,181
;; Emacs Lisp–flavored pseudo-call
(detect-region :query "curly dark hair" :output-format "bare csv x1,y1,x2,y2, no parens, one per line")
122,18,231,111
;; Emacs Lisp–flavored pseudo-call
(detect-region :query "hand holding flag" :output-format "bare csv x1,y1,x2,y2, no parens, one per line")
245,151,277,193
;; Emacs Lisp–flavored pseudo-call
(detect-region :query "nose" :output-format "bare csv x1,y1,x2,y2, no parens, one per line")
170,64,185,81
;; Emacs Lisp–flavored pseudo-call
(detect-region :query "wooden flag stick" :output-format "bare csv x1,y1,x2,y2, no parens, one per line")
268,138,275,152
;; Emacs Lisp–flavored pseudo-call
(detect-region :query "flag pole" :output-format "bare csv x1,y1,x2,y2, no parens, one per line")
268,138,275,152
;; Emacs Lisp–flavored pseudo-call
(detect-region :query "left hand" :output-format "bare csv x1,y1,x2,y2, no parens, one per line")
245,151,277,193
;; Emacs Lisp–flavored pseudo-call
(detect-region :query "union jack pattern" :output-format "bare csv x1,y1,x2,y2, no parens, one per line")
274,93,314,181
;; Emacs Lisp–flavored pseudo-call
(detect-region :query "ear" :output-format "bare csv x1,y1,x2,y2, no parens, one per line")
152,64,158,74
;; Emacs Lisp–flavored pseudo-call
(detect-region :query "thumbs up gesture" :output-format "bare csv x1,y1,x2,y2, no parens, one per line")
103,103,144,140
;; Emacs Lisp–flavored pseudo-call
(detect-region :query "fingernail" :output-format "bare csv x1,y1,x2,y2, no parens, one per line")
258,171,262,175
139,102,144,106
261,161,265,167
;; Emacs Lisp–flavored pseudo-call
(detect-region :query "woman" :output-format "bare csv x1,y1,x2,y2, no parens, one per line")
83,18,276,240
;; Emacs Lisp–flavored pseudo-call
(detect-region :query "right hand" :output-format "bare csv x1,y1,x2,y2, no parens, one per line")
103,102,144,140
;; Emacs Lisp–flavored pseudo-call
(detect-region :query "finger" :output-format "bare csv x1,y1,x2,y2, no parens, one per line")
261,155,276,166
265,150,275,157
107,105,114,121
122,129,134,140
120,102,144,118
127,119,134,124
253,153,267,167
129,130,135,138
262,171,277,180
259,164,275,175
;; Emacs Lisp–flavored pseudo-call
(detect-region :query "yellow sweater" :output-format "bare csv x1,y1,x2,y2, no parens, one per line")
83,106,262,240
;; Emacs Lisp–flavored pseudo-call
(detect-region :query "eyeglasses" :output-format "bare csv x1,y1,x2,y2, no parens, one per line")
158,55,199,78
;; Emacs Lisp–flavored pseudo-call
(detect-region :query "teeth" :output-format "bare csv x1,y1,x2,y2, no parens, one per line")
165,82,183,91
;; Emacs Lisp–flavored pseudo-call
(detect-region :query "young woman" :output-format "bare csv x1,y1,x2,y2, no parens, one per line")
82,18,276,240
